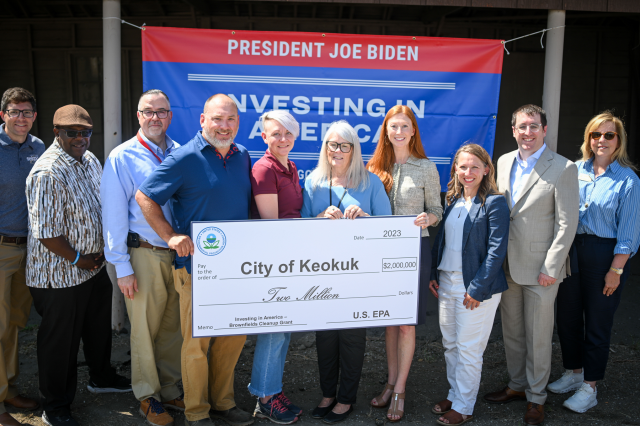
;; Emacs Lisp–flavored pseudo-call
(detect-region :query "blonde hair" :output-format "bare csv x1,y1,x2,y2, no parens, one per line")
580,111,636,170
445,143,501,206
307,120,369,190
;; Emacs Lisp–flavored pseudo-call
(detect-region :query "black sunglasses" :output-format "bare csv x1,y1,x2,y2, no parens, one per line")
589,131,617,141
59,128,93,138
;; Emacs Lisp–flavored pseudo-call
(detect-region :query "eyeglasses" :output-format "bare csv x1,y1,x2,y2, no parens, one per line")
515,123,543,133
590,131,618,141
138,110,170,119
327,142,354,153
59,128,92,138
4,109,35,118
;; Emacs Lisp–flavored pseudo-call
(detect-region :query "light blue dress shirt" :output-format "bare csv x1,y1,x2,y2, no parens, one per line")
438,197,473,273
509,144,547,207
576,158,640,257
101,132,179,278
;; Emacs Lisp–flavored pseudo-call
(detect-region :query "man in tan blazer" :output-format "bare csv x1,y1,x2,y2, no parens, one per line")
483,104,579,426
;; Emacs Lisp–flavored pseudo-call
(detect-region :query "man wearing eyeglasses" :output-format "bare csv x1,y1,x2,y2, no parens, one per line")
101,89,184,426
0,87,44,425
25,105,131,426
136,94,253,426
483,104,579,426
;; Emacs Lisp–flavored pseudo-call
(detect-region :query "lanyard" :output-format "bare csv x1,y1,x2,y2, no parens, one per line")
136,131,163,163
329,169,349,210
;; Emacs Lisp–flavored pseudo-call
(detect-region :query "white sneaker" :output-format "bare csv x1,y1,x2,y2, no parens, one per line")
563,383,598,413
547,369,584,394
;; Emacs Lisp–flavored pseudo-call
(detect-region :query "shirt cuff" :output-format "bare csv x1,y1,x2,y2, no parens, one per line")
115,262,135,279
613,244,633,256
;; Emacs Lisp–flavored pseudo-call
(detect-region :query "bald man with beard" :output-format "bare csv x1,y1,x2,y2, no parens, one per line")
136,94,253,426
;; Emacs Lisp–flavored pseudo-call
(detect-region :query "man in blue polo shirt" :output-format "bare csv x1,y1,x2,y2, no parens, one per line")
136,94,253,426
0,87,44,426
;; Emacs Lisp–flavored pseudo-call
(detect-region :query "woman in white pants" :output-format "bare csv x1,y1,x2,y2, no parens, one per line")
428,144,510,425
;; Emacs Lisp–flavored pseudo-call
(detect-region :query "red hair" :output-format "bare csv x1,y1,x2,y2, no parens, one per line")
366,105,427,193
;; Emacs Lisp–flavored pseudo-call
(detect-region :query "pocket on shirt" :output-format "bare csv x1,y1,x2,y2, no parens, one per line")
530,241,551,252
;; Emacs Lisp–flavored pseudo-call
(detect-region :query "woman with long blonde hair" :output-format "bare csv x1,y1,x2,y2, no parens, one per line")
548,111,640,414
366,105,443,422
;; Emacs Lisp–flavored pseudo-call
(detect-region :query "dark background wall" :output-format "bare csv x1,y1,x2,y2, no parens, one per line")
1,1,639,167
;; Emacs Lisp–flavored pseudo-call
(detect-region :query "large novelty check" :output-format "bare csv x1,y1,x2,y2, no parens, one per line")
191,216,422,337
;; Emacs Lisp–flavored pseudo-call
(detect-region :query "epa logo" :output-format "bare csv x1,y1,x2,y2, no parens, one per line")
196,227,226,256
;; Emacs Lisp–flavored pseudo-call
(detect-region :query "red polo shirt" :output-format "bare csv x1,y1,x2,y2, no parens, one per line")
250,150,303,219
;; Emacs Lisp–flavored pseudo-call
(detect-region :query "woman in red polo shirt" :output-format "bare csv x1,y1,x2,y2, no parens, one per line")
248,110,303,425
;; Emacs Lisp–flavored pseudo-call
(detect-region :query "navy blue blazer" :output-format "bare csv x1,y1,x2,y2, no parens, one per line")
430,193,510,302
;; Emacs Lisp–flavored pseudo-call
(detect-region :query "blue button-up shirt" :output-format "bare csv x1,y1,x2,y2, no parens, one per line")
138,131,252,274
576,158,640,257
101,132,179,278
510,144,547,207
0,123,45,237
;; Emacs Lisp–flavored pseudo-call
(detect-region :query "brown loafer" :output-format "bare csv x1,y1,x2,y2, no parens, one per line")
4,395,39,411
523,402,544,425
0,412,22,426
483,386,526,404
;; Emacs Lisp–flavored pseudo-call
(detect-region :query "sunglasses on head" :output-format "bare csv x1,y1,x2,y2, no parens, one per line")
59,128,93,138
589,131,617,141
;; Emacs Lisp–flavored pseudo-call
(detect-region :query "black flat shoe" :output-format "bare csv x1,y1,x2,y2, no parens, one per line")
311,400,337,419
322,405,353,424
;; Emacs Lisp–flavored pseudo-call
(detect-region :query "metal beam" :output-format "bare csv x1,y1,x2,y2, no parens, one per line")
542,10,566,152
103,0,125,332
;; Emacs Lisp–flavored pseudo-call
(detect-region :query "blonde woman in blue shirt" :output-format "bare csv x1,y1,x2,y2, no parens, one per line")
548,111,640,413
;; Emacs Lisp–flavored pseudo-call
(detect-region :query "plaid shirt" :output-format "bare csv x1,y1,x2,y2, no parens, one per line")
25,140,105,288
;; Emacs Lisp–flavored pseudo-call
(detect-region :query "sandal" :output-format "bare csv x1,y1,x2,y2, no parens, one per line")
436,410,473,426
370,383,394,408
387,392,405,423
431,399,452,415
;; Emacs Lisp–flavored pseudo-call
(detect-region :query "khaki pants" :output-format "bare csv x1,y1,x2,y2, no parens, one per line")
500,272,560,405
125,247,182,402
0,242,32,415
173,267,246,422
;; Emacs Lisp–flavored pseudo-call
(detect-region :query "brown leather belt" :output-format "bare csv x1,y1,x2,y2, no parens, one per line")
0,236,27,245
138,241,173,252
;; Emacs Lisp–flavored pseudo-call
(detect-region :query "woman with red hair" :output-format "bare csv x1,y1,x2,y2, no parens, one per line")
367,105,443,422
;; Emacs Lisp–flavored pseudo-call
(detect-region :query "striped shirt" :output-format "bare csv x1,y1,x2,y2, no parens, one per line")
576,158,640,257
25,140,105,288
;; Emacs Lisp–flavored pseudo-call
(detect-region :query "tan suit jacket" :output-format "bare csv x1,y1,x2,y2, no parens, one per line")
497,147,579,285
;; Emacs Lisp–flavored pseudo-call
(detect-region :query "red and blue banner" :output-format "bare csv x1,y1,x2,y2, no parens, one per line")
142,27,504,190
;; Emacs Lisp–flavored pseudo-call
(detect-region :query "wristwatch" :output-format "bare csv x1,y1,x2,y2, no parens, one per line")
610,267,623,275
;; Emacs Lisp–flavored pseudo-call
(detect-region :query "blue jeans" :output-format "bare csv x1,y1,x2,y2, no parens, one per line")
248,332,291,397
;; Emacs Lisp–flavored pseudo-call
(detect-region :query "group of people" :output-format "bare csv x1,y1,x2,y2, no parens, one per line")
0,85,638,426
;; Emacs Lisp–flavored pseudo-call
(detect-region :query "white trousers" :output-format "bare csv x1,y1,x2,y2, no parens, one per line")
438,271,501,415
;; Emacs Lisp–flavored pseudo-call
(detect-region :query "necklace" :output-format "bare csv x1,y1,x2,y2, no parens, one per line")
458,197,472,218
